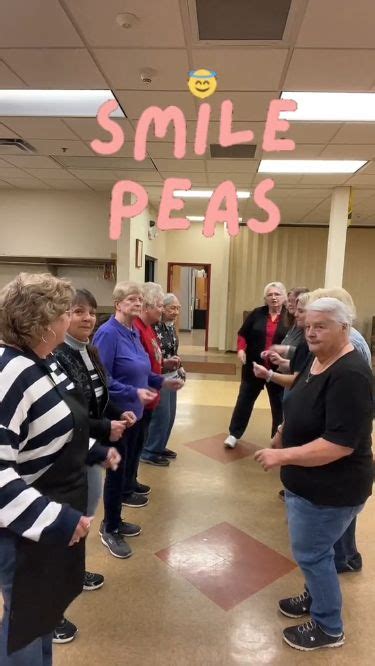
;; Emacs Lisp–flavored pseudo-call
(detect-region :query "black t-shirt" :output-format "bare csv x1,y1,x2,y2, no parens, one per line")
281,350,373,506
290,340,311,375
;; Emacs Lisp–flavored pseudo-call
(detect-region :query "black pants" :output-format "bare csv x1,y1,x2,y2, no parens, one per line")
103,412,151,532
229,374,284,439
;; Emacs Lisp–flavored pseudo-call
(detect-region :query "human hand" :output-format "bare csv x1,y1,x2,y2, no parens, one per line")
252,361,268,379
237,350,246,365
121,411,137,427
109,420,127,442
163,377,184,391
269,351,284,365
269,344,287,356
137,388,158,405
69,515,93,546
254,448,284,471
163,355,181,371
271,430,283,449
102,447,121,471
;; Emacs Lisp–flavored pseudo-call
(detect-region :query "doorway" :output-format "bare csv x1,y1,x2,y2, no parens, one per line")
145,255,156,282
167,262,211,352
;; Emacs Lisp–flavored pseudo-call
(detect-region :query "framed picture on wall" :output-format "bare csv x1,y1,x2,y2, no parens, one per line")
135,239,143,268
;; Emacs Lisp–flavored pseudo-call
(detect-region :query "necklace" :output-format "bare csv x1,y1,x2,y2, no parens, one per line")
305,345,350,384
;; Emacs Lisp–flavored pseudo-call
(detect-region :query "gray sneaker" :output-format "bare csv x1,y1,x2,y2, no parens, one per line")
100,530,133,559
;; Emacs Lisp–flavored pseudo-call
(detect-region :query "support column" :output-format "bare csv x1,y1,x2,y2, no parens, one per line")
324,187,350,288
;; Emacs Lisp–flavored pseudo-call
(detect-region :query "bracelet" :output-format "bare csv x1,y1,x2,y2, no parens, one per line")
266,370,274,383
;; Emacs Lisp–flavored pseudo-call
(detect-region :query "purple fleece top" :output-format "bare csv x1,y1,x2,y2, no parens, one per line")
93,316,163,419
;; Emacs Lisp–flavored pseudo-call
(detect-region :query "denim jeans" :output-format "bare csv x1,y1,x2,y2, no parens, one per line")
334,518,359,569
285,490,364,635
142,387,177,459
0,531,53,665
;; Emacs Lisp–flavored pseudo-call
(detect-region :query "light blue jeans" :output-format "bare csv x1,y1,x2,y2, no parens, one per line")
0,530,52,665
142,387,177,459
285,490,364,635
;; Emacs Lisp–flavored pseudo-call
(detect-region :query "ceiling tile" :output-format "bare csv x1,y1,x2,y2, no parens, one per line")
360,162,375,174
0,118,78,139
296,0,375,48
262,144,326,159
331,123,375,144
1,49,106,88
64,0,185,48
191,49,288,90
205,159,258,173
64,117,135,142
0,166,29,178
298,174,351,185
0,121,20,138
4,155,60,169
38,180,91,190
23,168,77,180
0,60,26,87
253,173,303,185
288,123,343,144
68,169,119,181
94,49,190,90
284,49,375,91
0,179,14,188
207,92,278,121
152,158,205,173
345,174,375,186
4,177,51,189
319,145,375,160
157,173,209,186
147,143,207,159
26,139,93,157
0,0,82,47
116,90,197,121
115,170,163,182
207,173,256,186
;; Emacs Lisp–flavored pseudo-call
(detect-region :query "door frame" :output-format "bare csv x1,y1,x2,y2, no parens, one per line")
167,262,211,351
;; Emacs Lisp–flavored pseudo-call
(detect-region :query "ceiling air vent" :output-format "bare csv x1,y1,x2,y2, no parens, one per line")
0,138,36,154
210,144,256,158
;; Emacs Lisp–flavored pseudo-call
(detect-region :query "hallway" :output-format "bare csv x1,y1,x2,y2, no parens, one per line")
55,372,375,665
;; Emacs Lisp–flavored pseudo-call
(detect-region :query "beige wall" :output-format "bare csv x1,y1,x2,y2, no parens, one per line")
226,225,375,350
166,224,230,349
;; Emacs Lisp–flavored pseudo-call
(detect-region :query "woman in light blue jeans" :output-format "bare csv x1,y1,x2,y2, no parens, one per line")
255,298,373,652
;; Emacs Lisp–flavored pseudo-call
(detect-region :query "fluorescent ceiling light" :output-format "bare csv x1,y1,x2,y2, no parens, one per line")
174,189,250,199
187,215,243,222
259,160,366,174
0,90,124,117
281,92,375,121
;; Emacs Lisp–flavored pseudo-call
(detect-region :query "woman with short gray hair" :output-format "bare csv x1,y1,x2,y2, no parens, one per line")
255,297,373,651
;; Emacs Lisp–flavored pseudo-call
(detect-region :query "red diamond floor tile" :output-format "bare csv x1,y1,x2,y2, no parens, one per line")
184,432,259,463
156,522,296,611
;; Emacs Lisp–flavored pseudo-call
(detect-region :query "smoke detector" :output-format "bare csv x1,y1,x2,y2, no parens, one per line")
140,68,157,85
116,12,139,29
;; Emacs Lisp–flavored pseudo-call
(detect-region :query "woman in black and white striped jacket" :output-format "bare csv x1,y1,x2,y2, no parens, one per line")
0,273,120,665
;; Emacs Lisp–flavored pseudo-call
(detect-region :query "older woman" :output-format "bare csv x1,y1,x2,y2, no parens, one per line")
254,298,373,651
140,290,184,466
224,281,288,448
0,273,117,664
93,282,182,559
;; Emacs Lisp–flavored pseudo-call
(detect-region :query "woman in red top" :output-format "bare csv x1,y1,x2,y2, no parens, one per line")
224,282,288,449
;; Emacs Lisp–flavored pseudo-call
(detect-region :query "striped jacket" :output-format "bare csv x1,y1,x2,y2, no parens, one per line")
0,346,85,544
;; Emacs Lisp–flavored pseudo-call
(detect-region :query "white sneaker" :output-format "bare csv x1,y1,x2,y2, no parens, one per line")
224,435,237,449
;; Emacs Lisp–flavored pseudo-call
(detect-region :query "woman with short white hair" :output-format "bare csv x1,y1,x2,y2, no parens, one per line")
255,297,373,651
224,281,288,449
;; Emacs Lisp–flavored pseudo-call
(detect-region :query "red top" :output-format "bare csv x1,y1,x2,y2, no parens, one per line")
237,314,280,368
134,316,162,410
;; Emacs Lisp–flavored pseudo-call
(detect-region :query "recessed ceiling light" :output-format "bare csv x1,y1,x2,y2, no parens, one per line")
259,160,366,174
174,189,251,199
281,92,375,121
0,90,124,117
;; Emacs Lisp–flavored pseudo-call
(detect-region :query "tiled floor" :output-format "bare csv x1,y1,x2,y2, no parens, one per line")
55,371,375,666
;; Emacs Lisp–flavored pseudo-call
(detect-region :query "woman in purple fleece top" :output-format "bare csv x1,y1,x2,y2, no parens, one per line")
93,281,182,559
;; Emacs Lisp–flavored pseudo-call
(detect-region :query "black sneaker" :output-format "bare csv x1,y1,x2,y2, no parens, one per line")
140,455,170,467
99,519,141,538
100,530,133,558
122,493,149,508
279,590,312,618
52,617,78,644
283,620,345,651
83,570,104,591
336,551,362,574
162,448,177,459
133,482,151,495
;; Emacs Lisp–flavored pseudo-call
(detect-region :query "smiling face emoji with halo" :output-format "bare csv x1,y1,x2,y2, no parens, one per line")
188,68,217,99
